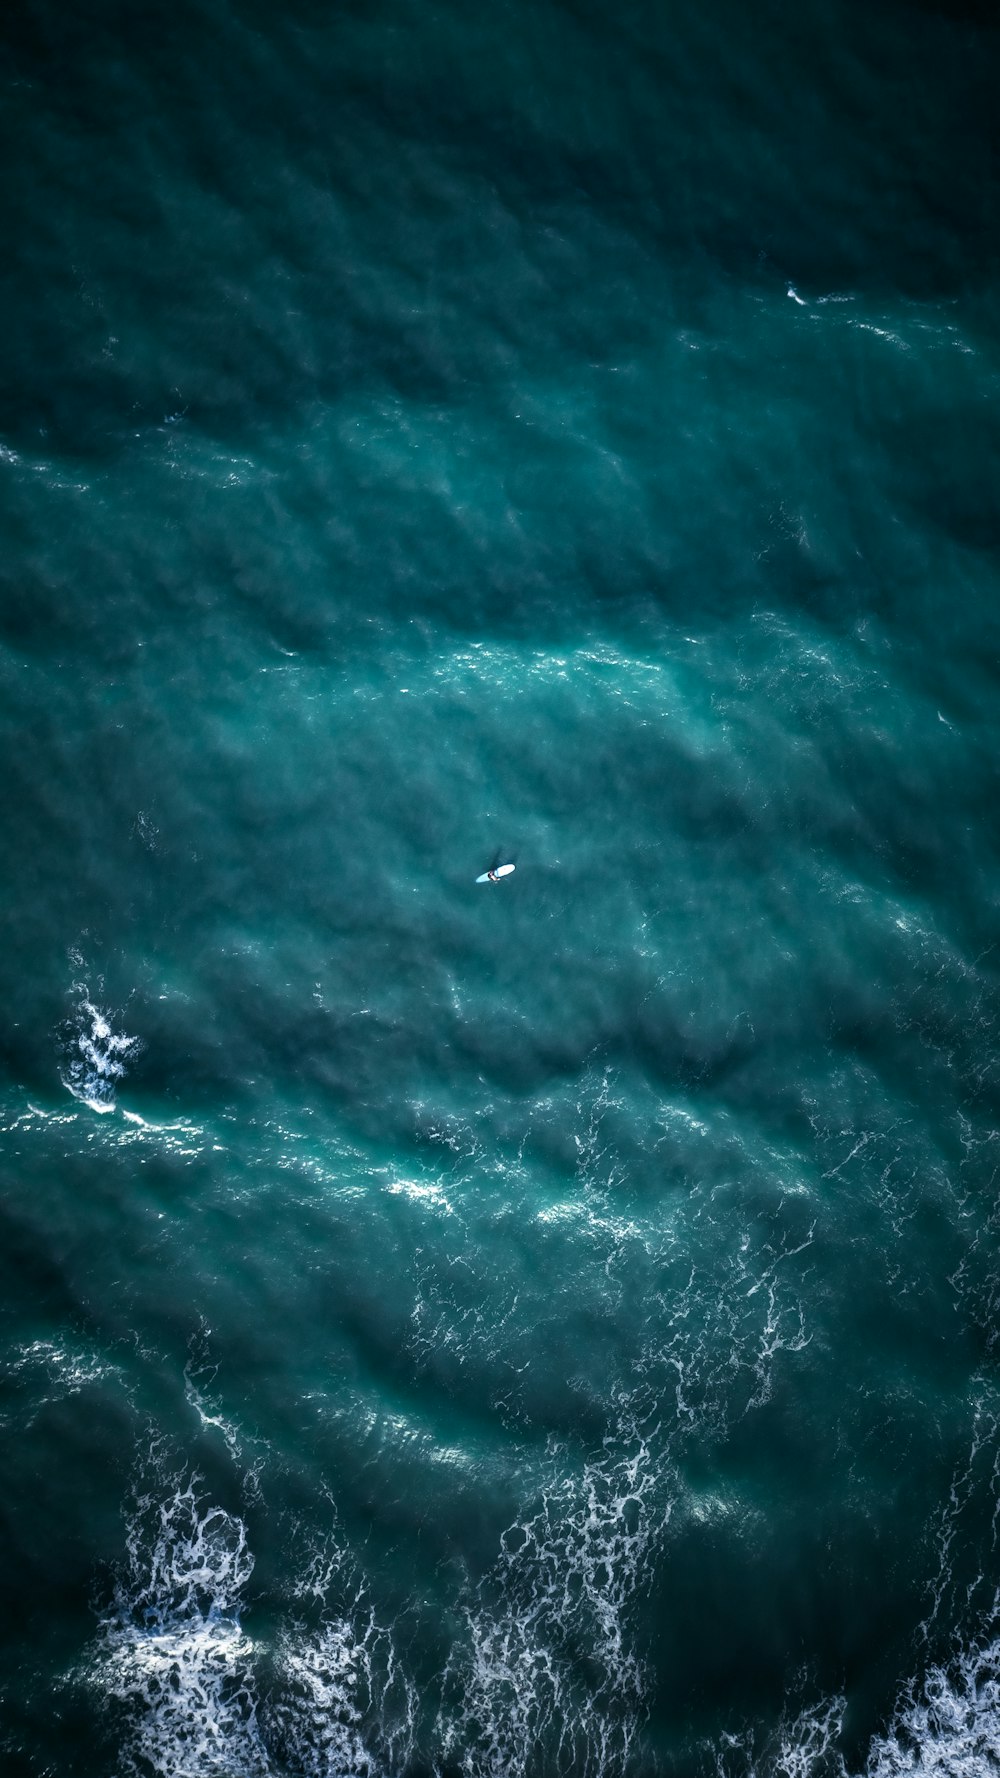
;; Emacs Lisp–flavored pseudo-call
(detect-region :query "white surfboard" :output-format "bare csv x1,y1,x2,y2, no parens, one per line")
476,864,516,884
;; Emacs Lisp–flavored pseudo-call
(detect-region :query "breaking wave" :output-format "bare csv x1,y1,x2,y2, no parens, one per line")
91,1466,414,1778
93,1474,267,1778
60,981,141,1112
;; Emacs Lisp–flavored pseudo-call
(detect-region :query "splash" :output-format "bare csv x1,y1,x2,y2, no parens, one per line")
60,983,141,1113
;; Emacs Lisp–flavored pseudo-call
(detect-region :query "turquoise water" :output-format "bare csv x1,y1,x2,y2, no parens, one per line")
2,1,1000,1774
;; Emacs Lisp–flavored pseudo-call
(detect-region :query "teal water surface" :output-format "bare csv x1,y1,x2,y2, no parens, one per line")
1,2,1000,1775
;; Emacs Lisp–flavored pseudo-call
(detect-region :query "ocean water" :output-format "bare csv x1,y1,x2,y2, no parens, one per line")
1,0,999,1773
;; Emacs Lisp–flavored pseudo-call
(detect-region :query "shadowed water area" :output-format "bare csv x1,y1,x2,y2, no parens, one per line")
1,0,999,1774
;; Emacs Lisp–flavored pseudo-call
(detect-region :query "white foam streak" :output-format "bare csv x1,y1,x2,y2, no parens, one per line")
764,1697,849,1778
439,1424,658,1778
387,1177,455,1214
269,1605,416,1778
183,1332,248,1471
6,1338,118,1425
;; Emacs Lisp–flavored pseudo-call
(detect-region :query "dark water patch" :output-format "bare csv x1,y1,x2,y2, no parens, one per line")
1,0,997,462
